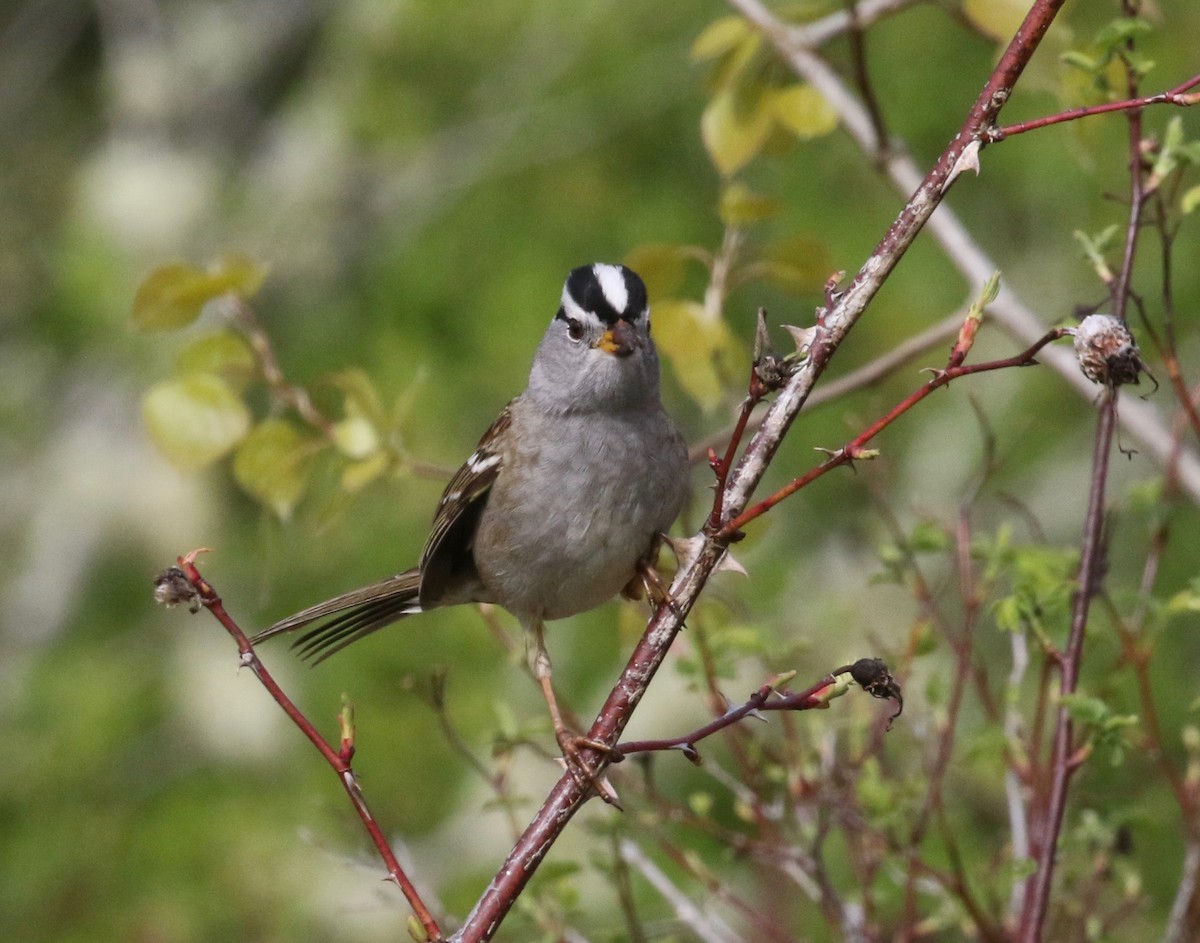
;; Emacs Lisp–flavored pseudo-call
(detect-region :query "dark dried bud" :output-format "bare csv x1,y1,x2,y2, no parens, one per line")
154,565,201,613
1071,314,1145,388
848,658,903,724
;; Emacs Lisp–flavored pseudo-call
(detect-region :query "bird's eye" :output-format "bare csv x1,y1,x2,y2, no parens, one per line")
566,319,585,342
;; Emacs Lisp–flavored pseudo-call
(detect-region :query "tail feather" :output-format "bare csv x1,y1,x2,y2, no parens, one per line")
252,570,422,662
295,595,422,663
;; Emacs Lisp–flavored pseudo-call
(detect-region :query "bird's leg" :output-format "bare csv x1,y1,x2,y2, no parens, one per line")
528,621,621,802
622,535,682,618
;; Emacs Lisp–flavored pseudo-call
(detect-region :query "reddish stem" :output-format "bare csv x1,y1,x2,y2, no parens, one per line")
719,330,1067,539
708,368,764,532
614,672,851,758
987,72,1200,141
174,554,443,943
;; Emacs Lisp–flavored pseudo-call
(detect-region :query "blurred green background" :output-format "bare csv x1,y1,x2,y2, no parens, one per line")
4,1,1200,940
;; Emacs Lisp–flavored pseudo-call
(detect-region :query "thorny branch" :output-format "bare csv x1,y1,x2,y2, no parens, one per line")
460,2,1076,939
154,553,445,943
1017,17,1159,936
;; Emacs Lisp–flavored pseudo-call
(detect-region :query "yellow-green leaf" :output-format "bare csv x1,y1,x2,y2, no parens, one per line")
1182,184,1200,215
652,299,740,410
174,331,257,392
342,451,391,494
760,236,835,294
701,82,774,177
963,0,1029,42
131,263,228,331
232,419,315,519
142,373,251,470
328,368,387,427
769,84,838,140
625,244,692,301
209,252,269,300
131,256,268,332
691,16,751,63
719,182,780,227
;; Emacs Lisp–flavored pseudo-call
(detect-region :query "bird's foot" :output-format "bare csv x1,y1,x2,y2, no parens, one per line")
555,728,624,809
628,556,683,620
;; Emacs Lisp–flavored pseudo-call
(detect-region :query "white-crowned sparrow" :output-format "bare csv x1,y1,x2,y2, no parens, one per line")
253,263,689,766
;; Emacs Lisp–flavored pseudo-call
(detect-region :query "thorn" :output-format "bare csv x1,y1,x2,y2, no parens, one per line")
715,548,748,577
664,534,706,571
945,140,982,191
594,774,623,809
783,324,817,358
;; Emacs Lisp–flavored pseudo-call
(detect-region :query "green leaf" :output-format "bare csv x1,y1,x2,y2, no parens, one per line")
341,451,391,494
131,263,229,332
1061,694,1109,725
210,252,269,300
328,368,387,428
652,299,740,410
1093,17,1152,52
758,235,834,294
690,15,751,63
1183,185,1200,215
1061,50,1099,72
232,419,315,519
701,81,774,177
909,519,951,554
174,331,257,392
130,255,269,331
769,83,837,140
625,244,691,300
142,373,251,470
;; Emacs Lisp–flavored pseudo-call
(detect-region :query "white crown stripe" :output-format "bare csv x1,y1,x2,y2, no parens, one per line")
593,263,629,314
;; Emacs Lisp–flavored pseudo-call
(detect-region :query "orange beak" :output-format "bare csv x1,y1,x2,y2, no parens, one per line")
596,319,637,357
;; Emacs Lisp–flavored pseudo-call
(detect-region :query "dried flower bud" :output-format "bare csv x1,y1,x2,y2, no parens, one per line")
1071,314,1145,388
154,565,201,613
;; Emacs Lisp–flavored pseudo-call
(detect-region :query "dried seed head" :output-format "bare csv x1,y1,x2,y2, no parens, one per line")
1071,314,1144,388
154,565,201,613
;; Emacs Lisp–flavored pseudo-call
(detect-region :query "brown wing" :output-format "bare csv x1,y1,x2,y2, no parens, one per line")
417,400,512,605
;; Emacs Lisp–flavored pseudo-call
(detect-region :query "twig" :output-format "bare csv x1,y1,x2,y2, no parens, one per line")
614,661,901,760
688,304,969,466
231,298,336,437
157,553,444,943
617,839,741,943
986,73,1200,141
1016,397,1117,943
720,328,1068,538
897,511,986,943
733,0,1200,502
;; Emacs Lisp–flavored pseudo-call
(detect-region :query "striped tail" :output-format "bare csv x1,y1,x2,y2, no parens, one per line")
251,569,422,663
